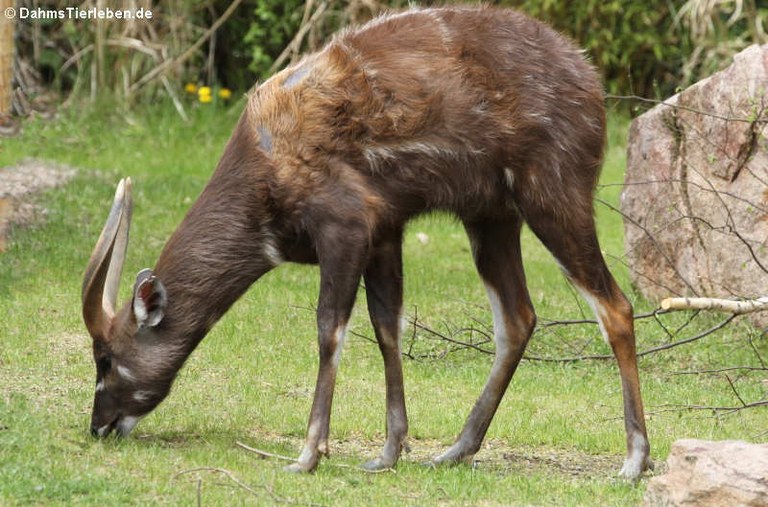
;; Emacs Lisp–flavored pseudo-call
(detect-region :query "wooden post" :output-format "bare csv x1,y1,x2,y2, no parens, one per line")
0,0,13,114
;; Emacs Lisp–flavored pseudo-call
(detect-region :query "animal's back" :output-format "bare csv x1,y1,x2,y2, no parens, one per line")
249,6,606,222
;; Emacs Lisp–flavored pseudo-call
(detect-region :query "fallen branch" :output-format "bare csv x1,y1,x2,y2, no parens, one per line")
605,94,768,124
235,441,296,462
661,296,768,314
235,441,396,474
174,466,322,506
672,365,768,375
524,314,737,362
647,399,768,416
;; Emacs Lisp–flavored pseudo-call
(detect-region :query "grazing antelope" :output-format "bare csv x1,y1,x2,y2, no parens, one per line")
82,6,651,477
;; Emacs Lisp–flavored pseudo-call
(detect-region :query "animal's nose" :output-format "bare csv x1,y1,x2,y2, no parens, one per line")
91,423,110,438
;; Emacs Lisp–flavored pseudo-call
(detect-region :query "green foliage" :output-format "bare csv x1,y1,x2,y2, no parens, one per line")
243,0,305,78
502,0,685,98
15,0,768,109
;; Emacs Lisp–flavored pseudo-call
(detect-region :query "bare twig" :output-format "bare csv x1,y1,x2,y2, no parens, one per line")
175,466,322,506
524,314,737,362
724,374,748,408
661,296,768,314
647,400,768,416
235,441,396,474
636,314,737,356
130,0,245,93
672,366,768,375
412,319,494,355
235,441,296,462
268,1,329,75
606,94,768,123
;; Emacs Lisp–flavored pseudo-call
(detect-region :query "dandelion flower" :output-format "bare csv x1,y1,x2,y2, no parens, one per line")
184,83,198,94
198,86,212,98
218,88,232,100
199,94,213,104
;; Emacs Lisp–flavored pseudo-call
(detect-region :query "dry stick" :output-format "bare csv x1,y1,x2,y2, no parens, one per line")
672,365,768,375
129,0,244,93
235,441,396,474
175,466,323,506
645,399,768,417
605,94,768,124
412,319,494,355
267,0,329,75
524,314,738,362
661,296,768,314
235,441,296,462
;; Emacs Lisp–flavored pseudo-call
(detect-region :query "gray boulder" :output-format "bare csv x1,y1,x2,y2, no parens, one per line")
643,439,768,507
622,44,768,327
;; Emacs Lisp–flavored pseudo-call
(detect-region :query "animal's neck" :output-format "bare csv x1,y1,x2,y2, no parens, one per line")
153,114,276,354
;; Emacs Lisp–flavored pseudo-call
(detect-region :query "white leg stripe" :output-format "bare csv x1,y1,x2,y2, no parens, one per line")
574,285,610,345
484,284,508,355
331,323,348,367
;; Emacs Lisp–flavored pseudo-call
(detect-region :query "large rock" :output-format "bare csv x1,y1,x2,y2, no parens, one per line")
622,44,768,327
643,439,768,507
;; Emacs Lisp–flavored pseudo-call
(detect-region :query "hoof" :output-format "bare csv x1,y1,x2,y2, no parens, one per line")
283,461,315,474
429,449,475,468
361,457,396,472
618,456,652,481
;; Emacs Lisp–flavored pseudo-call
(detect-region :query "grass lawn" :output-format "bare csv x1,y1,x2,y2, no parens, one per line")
1,99,765,506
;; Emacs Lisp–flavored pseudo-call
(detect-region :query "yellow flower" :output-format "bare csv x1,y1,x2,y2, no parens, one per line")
199,93,212,104
198,86,212,98
218,88,232,100
184,83,197,94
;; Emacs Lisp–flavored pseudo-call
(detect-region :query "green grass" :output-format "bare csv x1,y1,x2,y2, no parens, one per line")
1,100,766,506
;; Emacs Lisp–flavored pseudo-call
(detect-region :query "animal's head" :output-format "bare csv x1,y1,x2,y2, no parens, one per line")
82,179,173,437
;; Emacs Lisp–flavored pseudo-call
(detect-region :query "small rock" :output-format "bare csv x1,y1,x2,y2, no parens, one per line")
643,439,768,507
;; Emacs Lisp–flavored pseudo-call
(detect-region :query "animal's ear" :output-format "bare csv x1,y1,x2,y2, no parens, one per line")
132,269,167,328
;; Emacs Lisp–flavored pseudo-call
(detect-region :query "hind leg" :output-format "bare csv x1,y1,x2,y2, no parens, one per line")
361,228,409,470
524,205,651,479
432,216,536,465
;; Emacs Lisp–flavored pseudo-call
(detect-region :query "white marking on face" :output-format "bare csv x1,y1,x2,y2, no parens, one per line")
133,390,153,403
116,415,143,437
95,423,111,437
116,365,137,382
95,380,105,392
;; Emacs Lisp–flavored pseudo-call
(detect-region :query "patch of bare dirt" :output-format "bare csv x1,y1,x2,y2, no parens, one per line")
237,431,634,479
0,158,76,251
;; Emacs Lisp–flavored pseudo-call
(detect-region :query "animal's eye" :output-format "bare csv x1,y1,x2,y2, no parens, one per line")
97,356,112,373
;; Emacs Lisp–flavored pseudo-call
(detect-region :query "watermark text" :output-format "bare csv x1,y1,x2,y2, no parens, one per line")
5,6,153,21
